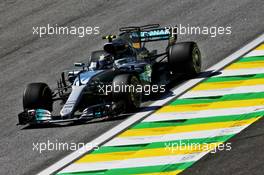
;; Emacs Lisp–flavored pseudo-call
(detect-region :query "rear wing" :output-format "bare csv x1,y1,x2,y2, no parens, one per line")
137,28,173,42
119,24,177,48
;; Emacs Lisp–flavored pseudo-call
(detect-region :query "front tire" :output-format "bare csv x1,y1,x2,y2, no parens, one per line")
23,83,53,111
112,74,142,112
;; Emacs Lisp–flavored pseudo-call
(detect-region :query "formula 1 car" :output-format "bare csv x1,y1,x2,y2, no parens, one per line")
18,24,201,125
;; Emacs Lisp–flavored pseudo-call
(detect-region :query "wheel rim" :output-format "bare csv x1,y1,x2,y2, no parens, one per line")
192,47,201,73
129,76,141,108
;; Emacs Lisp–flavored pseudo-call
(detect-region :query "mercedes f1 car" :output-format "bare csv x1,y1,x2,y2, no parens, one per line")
18,24,201,125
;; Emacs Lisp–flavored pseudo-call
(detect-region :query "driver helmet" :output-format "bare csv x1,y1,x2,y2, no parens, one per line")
104,39,134,60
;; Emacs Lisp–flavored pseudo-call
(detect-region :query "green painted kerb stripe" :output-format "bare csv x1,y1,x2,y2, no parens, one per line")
238,55,264,62
91,135,233,155
204,73,264,83
171,91,264,105
131,111,264,130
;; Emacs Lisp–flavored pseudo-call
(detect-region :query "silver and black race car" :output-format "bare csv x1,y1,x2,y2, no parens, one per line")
18,24,201,125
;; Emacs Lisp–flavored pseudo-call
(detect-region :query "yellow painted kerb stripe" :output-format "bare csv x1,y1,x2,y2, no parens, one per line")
225,60,264,70
118,117,259,137
191,78,264,91
157,98,264,113
135,170,183,175
255,44,264,50
76,142,222,163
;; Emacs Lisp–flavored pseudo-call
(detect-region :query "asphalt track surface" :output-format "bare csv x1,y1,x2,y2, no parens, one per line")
0,0,264,175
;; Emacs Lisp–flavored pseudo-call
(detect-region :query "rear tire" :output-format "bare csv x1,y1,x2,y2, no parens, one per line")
168,42,201,76
112,74,142,112
23,83,53,111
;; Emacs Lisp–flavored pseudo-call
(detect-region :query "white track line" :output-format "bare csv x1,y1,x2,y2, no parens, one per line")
105,125,248,147
38,33,264,175
216,68,264,77
181,85,264,98
60,152,208,173
244,50,264,57
143,105,264,122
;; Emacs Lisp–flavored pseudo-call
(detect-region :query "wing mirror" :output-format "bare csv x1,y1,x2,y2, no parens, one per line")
74,62,85,67
74,62,86,71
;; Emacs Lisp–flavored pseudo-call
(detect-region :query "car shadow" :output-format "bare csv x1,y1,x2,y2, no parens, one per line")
196,70,222,78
